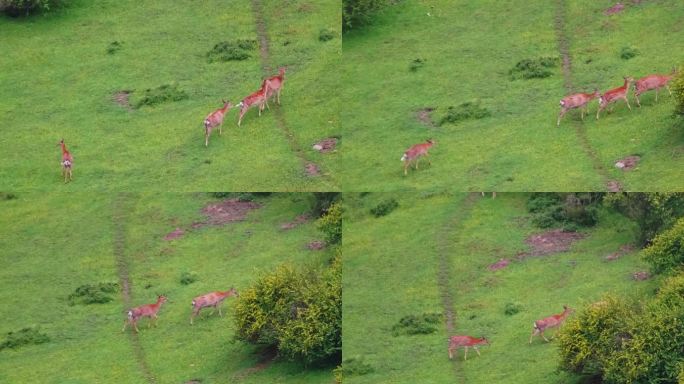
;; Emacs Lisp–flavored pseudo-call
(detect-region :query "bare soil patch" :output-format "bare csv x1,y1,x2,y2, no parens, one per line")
113,91,133,110
201,199,261,226
415,107,435,127
164,227,184,241
307,240,325,250
632,271,651,281
488,258,511,271
607,180,622,192
518,229,586,258
605,244,635,261
305,162,321,176
615,156,640,171
604,2,625,15
312,138,338,153
280,214,311,230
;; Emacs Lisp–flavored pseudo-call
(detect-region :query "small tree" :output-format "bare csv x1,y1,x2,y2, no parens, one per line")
604,193,684,246
673,65,684,116
317,202,342,245
643,217,684,275
0,0,63,17
343,0,387,31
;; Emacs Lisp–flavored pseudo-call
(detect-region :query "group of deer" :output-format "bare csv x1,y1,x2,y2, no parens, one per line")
203,67,286,147
121,288,238,333
557,68,678,127
447,305,573,361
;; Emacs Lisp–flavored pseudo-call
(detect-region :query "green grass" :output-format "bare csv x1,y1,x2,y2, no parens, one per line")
0,0,340,191
339,1,684,191
342,193,659,383
0,193,334,383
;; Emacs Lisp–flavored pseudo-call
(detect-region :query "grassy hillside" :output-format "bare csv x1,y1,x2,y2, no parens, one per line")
0,0,340,191
340,1,684,191
343,193,659,383
0,193,334,383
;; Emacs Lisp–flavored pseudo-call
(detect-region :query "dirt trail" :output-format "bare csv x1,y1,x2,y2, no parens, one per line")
554,0,623,192
113,194,156,384
436,193,479,382
249,0,332,182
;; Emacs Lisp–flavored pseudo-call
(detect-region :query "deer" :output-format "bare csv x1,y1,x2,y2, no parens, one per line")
237,81,272,127
448,336,489,360
557,89,600,126
401,139,435,176
481,192,497,199
122,295,167,333
263,67,286,107
58,139,73,183
634,68,677,107
529,305,574,344
596,77,635,120
190,287,239,325
204,100,233,147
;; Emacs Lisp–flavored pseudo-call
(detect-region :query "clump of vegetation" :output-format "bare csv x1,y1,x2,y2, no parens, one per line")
106,41,123,55
335,356,374,382
643,217,684,275
619,46,638,60
319,28,336,42
180,271,198,285
206,39,257,63
604,193,684,245
370,198,398,217
509,57,559,80
391,313,442,336
438,101,491,126
0,192,17,200
527,193,601,229
343,0,388,31
67,282,119,305
409,58,426,72
673,65,684,116
504,302,523,316
0,0,63,17
0,327,50,350
317,202,342,245
311,192,341,217
134,84,188,108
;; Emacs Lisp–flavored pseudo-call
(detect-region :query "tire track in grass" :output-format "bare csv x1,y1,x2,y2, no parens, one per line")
249,0,333,184
113,193,156,384
554,0,623,192
435,193,479,382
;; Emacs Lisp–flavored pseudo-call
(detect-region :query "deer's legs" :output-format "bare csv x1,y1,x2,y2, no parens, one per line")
474,346,481,356
635,93,642,107
277,90,281,105
425,153,431,166
530,328,540,344
218,305,223,317
464,346,468,361
557,108,566,126
624,97,632,110
541,330,550,342
666,86,672,96
404,162,409,176
415,158,420,170
122,319,128,332
219,123,222,136
448,345,454,360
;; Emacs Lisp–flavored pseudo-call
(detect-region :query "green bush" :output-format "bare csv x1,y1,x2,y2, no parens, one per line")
619,46,639,60
180,271,198,285
337,356,374,380
369,198,398,217
673,66,684,116
438,101,491,126
67,282,119,305
509,57,559,80
317,202,342,245
409,58,426,72
134,84,188,108
310,192,341,217
343,0,388,31
0,327,50,350
319,28,336,42
504,302,523,316
643,217,684,275
206,39,257,62
0,0,62,17
106,41,122,55
605,193,684,246
391,313,442,336
527,193,601,229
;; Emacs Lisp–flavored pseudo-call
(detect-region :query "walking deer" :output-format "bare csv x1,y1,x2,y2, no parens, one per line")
401,139,434,176
596,77,635,120
190,288,239,325
264,67,286,107
529,305,574,344
634,68,677,107
448,336,489,360
58,139,73,183
122,295,168,333
237,81,272,127
204,100,233,147
557,90,600,126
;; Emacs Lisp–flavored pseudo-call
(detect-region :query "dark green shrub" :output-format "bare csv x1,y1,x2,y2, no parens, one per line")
527,193,601,229
673,66,684,116
106,41,122,55
67,282,119,305
605,193,684,246
619,46,638,60
504,302,523,316
0,192,17,200
310,192,341,217
343,0,388,31
391,313,442,336
236,193,255,202
643,217,684,275
370,198,398,217
438,101,491,126
0,327,50,350
0,0,63,17
509,57,559,80
211,192,232,198
317,202,342,245
134,84,188,108
180,271,198,285
206,40,257,63
319,28,335,42
337,356,374,378
409,58,426,72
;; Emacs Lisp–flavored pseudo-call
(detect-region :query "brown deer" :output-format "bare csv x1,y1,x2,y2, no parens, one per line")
557,90,600,126
401,139,435,175
58,139,73,183
264,67,286,107
204,100,233,147
596,77,635,119
190,288,239,325
122,295,168,333
448,336,489,360
634,68,677,107
529,305,574,343
237,81,272,127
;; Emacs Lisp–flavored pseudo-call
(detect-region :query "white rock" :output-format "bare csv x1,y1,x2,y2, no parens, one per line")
313,144,323,151
615,162,625,169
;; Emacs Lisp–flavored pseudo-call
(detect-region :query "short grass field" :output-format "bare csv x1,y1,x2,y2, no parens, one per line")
340,0,684,191
0,0,340,191
343,193,659,383
0,193,334,383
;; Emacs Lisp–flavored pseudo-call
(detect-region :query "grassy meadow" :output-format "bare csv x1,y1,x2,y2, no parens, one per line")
340,0,684,191
0,0,340,191
0,193,334,383
343,193,659,383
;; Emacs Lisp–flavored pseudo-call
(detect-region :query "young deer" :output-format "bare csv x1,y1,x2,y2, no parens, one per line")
264,67,286,106
204,100,233,147
634,68,677,107
557,90,600,126
58,139,73,183
122,295,168,333
529,305,574,343
237,81,272,127
190,287,239,325
448,336,489,360
401,139,435,176
596,77,635,120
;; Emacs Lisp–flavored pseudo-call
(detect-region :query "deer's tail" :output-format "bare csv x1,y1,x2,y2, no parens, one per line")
127,310,133,320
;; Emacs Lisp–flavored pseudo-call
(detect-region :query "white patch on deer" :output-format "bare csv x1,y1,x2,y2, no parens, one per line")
191,300,196,307
401,154,407,162
127,310,133,319
559,100,565,106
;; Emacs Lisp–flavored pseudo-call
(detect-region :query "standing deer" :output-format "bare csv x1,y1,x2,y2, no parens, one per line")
596,77,635,120
190,287,239,325
122,295,167,333
529,305,574,344
448,336,489,360
401,139,435,176
58,139,73,183
557,90,600,126
264,67,286,107
634,68,677,107
204,100,233,147
237,81,272,127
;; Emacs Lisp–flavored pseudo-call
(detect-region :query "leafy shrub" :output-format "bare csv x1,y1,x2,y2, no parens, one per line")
180,271,198,285
0,0,62,17
343,0,388,31
509,57,559,80
409,58,426,72
504,302,523,316
317,202,342,245
67,282,119,305
619,46,638,60
311,193,341,217
0,192,17,200
370,198,398,217
643,217,684,275
391,313,442,336
106,41,122,55
0,327,50,350
336,356,374,381
206,39,257,63
438,101,491,126
134,84,188,108
673,66,684,116
527,193,601,229
236,193,255,202
211,192,232,198
605,193,684,246
319,28,335,42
